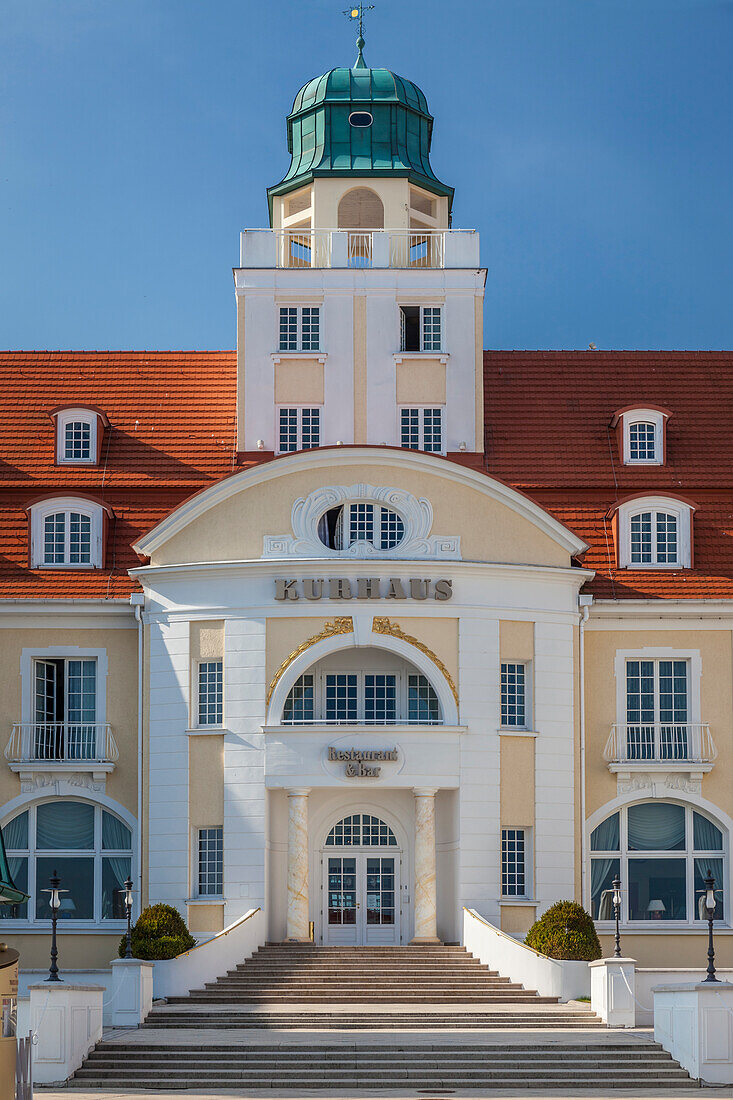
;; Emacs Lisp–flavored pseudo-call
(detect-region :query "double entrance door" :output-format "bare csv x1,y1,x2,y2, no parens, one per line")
324,852,401,945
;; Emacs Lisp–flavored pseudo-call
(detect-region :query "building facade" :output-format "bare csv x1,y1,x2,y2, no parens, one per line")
1,50,732,974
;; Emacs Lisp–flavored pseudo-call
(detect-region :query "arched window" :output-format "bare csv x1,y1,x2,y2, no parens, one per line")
0,800,133,924
590,802,725,925
53,407,104,465
28,497,107,569
281,648,442,726
616,496,693,569
326,814,397,847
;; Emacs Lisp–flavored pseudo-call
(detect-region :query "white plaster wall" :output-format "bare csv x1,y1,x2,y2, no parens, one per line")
458,615,501,926
534,618,577,911
147,619,190,913
223,617,267,924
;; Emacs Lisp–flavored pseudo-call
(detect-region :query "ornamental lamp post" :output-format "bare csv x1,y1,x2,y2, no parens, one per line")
42,870,66,983
122,877,134,959
703,869,720,983
612,877,622,958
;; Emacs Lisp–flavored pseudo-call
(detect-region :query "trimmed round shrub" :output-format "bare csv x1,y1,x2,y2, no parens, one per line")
524,901,601,961
118,903,196,960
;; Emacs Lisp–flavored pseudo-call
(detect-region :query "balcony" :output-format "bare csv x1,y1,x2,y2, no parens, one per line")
5,723,119,774
603,723,717,768
239,228,480,270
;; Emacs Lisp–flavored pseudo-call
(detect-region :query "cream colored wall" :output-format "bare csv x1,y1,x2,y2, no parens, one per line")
151,462,571,569
311,178,412,231
189,620,224,724
0,627,138,818
188,904,225,937
499,620,534,662
395,359,446,405
274,360,325,405
500,737,535,828
6,934,122,970
584,628,733,821
353,295,367,441
501,906,536,937
598,933,733,969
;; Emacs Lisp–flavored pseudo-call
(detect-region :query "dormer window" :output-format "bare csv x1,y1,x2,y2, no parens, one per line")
51,406,108,466
611,407,670,466
28,497,108,569
615,495,693,569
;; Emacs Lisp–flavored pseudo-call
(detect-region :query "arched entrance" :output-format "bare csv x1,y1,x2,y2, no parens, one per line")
322,813,402,945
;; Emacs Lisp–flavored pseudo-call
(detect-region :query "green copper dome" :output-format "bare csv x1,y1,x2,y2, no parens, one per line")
267,61,453,220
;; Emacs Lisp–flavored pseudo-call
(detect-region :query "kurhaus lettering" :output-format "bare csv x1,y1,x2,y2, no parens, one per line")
274,578,452,601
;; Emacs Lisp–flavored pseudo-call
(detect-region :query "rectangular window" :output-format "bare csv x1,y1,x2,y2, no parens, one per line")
501,662,526,728
64,421,92,461
501,828,526,897
407,674,440,723
325,674,358,723
364,674,397,723
198,661,223,726
349,503,374,545
33,658,97,760
400,408,443,453
399,306,443,352
625,659,688,760
278,407,320,453
198,827,223,897
278,306,320,351
43,511,92,566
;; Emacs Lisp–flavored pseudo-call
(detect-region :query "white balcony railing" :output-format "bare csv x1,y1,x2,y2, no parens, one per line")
240,228,479,270
5,723,119,766
603,723,717,766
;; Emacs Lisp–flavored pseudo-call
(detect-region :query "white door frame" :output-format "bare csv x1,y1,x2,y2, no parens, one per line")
321,848,402,945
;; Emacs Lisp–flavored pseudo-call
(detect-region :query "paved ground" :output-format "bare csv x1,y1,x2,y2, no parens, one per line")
37,1089,733,1098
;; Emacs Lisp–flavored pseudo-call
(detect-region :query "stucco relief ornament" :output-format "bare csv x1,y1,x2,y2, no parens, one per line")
262,483,461,560
616,773,654,795
19,772,106,795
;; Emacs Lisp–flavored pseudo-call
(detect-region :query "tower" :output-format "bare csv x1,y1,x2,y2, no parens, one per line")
235,39,486,459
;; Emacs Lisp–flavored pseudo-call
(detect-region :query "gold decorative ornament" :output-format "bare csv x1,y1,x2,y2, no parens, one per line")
372,617,459,707
266,617,354,706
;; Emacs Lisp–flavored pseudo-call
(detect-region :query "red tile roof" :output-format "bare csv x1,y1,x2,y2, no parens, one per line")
0,352,238,599
2,349,732,603
483,351,733,599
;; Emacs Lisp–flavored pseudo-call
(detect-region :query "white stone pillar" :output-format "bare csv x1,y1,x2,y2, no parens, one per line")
589,957,637,1027
286,787,311,942
412,787,440,944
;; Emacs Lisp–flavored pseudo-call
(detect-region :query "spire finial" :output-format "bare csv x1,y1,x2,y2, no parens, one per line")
343,3,374,67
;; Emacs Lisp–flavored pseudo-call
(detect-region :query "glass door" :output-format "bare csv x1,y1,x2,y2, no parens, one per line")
324,853,401,945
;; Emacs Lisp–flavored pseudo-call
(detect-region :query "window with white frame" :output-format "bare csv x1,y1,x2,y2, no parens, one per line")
590,803,724,924
617,497,692,569
500,662,528,728
198,661,223,726
619,409,666,465
400,408,443,453
0,801,133,923
623,658,689,761
282,669,442,725
501,828,528,897
198,827,223,896
56,409,98,465
31,656,98,760
30,498,105,569
317,501,405,551
278,407,321,453
399,306,442,352
278,306,320,351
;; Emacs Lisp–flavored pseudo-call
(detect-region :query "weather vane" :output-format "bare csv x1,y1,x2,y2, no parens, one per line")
343,2,374,67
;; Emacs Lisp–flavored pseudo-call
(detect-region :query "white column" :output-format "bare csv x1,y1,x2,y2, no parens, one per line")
412,786,440,944
286,787,311,942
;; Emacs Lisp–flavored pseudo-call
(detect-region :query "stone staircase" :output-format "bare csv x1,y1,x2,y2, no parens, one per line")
165,942,561,1005
69,944,696,1092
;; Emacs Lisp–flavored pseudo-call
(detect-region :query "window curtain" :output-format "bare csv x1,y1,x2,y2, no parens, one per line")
693,812,723,851
590,813,620,852
36,802,94,850
102,812,131,851
628,802,685,851
4,812,28,851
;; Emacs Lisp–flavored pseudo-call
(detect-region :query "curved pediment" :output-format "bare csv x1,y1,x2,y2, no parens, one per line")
133,448,587,568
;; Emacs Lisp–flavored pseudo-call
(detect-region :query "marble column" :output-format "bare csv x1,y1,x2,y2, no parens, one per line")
286,787,311,942
411,786,440,944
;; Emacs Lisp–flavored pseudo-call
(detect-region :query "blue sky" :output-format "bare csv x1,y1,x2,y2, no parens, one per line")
2,0,731,350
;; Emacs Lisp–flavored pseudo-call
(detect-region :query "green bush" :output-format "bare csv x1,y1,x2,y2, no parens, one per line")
118,903,196,960
524,901,602,961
